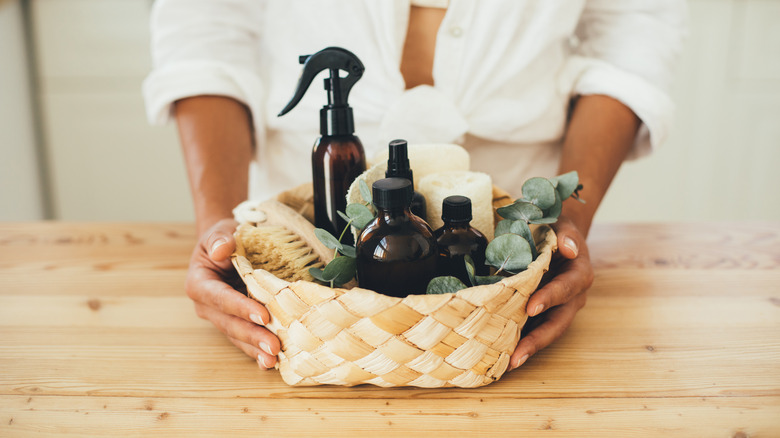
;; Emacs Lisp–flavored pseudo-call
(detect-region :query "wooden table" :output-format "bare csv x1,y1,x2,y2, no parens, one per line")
1,222,778,437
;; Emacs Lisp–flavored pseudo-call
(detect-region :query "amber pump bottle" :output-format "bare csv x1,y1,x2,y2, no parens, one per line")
385,139,426,221
356,178,437,297
278,47,367,243
434,195,489,284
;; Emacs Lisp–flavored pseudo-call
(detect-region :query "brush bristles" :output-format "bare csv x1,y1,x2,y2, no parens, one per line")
239,225,324,282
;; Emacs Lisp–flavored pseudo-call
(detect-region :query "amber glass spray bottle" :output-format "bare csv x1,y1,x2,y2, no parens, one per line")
278,47,366,244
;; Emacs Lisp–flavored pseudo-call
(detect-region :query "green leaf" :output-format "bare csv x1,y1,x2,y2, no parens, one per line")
322,256,356,287
309,267,336,282
464,254,476,287
496,201,543,222
337,210,351,224
495,219,514,237
507,220,537,260
475,275,503,286
426,276,468,295
359,179,372,204
543,189,562,220
522,177,557,210
509,220,533,242
551,171,579,200
339,245,356,258
485,234,533,272
529,217,558,225
314,228,343,250
346,203,374,230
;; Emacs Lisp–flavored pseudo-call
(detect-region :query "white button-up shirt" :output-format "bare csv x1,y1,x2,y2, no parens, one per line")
144,0,686,200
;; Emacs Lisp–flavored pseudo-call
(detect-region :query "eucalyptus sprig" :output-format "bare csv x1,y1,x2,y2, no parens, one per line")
426,171,584,295
309,179,374,287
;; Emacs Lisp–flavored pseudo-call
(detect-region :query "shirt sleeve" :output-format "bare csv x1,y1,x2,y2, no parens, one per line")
142,0,265,131
570,0,687,159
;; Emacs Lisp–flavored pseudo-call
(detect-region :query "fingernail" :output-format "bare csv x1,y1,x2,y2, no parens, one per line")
259,342,274,356
258,354,270,369
211,237,228,255
510,354,529,371
563,237,578,257
250,313,266,325
531,304,544,316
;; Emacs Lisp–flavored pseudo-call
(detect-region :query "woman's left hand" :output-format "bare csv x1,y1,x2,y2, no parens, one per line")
508,215,594,370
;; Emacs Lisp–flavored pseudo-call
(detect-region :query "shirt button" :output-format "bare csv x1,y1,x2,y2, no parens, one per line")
449,26,463,37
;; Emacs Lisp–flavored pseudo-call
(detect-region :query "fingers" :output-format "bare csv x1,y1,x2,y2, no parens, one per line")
203,219,239,262
526,257,593,317
227,337,278,370
195,302,280,364
526,220,593,317
187,265,272,326
554,218,584,260
509,292,587,370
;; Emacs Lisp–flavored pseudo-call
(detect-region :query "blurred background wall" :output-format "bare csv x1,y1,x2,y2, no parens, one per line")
1,0,778,223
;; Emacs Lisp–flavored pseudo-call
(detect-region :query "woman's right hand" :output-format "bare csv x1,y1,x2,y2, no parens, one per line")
185,218,281,369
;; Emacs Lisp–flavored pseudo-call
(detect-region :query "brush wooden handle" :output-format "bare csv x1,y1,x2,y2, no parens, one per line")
256,200,334,264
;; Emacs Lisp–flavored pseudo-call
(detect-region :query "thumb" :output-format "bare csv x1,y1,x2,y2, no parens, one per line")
205,220,238,261
555,223,581,260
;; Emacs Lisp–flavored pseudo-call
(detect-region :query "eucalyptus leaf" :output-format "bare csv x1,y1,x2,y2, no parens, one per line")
475,275,504,286
496,201,543,222
426,276,468,295
509,220,533,242
551,171,579,200
339,245,356,258
522,177,557,210
359,179,372,204
543,189,562,220
509,220,537,260
309,267,336,282
485,233,533,272
346,203,374,230
314,228,343,250
529,217,558,225
337,210,351,224
495,219,514,237
464,254,476,287
322,256,356,287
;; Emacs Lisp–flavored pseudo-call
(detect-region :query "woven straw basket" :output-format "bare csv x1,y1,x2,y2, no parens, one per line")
231,185,557,388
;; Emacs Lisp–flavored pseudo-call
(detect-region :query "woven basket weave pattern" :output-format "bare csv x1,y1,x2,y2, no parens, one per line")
232,187,556,388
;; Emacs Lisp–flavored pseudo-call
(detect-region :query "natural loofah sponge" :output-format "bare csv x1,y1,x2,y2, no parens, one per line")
418,171,495,240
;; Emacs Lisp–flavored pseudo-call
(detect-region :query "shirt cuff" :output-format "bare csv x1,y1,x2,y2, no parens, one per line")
566,56,675,160
142,59,265,130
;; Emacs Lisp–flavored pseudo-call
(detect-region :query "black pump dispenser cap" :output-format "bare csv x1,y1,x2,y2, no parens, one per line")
385,139,414,183
373,178,413,210
278,47,365,136
441,195,473,223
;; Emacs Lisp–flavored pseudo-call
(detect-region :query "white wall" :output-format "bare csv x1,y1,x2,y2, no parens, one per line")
31,0,193,221
596,0,780,223
6,0,780,223
0,0,45,221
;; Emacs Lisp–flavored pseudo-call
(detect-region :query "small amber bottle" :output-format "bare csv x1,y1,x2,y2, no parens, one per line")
356,178,437,297
434,195,489,284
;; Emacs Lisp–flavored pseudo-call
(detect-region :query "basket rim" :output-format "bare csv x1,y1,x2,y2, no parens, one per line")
232,223,557,305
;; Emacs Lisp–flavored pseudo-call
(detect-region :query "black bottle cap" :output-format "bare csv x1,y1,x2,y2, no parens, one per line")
385,139,414,183
441,195,472,223
373,178,413,210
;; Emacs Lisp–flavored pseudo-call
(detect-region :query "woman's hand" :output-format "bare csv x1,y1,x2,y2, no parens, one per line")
508,215,593,370
186,218,281,369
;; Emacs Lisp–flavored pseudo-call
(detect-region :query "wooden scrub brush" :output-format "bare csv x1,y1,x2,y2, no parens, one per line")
232,200,332,282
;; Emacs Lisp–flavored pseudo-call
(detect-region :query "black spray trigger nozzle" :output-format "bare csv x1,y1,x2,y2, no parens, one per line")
278,47,365,118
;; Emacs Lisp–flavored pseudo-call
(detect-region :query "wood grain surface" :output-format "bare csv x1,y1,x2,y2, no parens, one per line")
0,222,778,437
